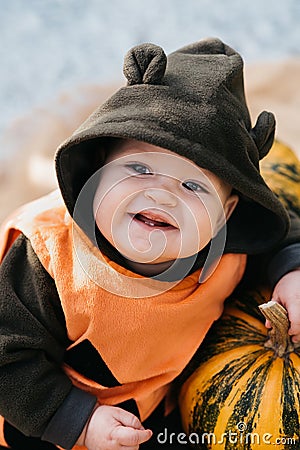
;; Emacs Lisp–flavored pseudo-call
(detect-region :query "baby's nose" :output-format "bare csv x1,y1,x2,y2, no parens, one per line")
143,188,177,207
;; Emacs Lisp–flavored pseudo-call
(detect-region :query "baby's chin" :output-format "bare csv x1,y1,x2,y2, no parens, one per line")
112,229,174,263
103,226,205,267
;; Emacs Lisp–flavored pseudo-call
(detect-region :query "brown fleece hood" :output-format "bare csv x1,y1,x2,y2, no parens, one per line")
55,37,290,256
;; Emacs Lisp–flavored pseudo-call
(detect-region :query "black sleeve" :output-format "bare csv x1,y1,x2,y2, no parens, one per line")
0,234,97,449
266,209,300,286
245,209,300,288
267,243,300,288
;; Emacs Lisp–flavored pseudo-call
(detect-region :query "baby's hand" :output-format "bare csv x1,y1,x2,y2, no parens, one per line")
82,404,152,450
269,269,300,344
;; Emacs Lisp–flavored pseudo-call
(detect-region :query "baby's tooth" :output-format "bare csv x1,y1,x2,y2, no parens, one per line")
145,220,155,227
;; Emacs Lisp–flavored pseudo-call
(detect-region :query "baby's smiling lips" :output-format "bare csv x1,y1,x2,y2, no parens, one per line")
129,211,178,230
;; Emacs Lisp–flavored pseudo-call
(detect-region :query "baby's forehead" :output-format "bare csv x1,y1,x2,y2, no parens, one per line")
105,138,195,169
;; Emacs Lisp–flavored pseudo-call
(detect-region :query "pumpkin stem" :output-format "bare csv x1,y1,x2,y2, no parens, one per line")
259,300,294,357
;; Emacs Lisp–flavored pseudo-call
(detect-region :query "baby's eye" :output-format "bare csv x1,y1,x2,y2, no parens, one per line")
182,180,209,194
126,163,153,175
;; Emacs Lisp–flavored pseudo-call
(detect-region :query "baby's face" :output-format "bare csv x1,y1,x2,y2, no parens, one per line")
93,139,238,267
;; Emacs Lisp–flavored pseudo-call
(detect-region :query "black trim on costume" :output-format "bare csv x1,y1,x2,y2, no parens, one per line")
64,339,121,387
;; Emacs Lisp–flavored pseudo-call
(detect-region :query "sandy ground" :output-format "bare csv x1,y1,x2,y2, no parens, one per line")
0,58,299,224
245,58,300,157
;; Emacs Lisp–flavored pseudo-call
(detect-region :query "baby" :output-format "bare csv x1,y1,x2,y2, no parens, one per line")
0,38,300,450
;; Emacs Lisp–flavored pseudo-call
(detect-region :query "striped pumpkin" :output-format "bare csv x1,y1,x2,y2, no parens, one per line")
179,142,300,449
179,289,300,449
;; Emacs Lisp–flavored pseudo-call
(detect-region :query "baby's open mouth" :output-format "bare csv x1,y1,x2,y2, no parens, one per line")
130,212,178,230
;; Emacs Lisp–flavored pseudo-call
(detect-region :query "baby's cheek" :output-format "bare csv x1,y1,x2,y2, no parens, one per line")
205,200,227,231
181,218,211,255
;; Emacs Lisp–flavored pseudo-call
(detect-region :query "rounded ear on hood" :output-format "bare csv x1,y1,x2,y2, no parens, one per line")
123,43,167,85
250,111,276,159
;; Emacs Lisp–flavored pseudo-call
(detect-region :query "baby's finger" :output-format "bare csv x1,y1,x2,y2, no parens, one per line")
285,303,300,342
113,407,144,430
291,334,300,345
265,319,271,329
288,324,300,344
113,426,152,446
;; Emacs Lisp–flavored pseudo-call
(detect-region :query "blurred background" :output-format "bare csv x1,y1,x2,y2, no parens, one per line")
1,0,300,222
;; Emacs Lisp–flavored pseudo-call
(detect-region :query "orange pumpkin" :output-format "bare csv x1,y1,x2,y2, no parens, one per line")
179,288,300,449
